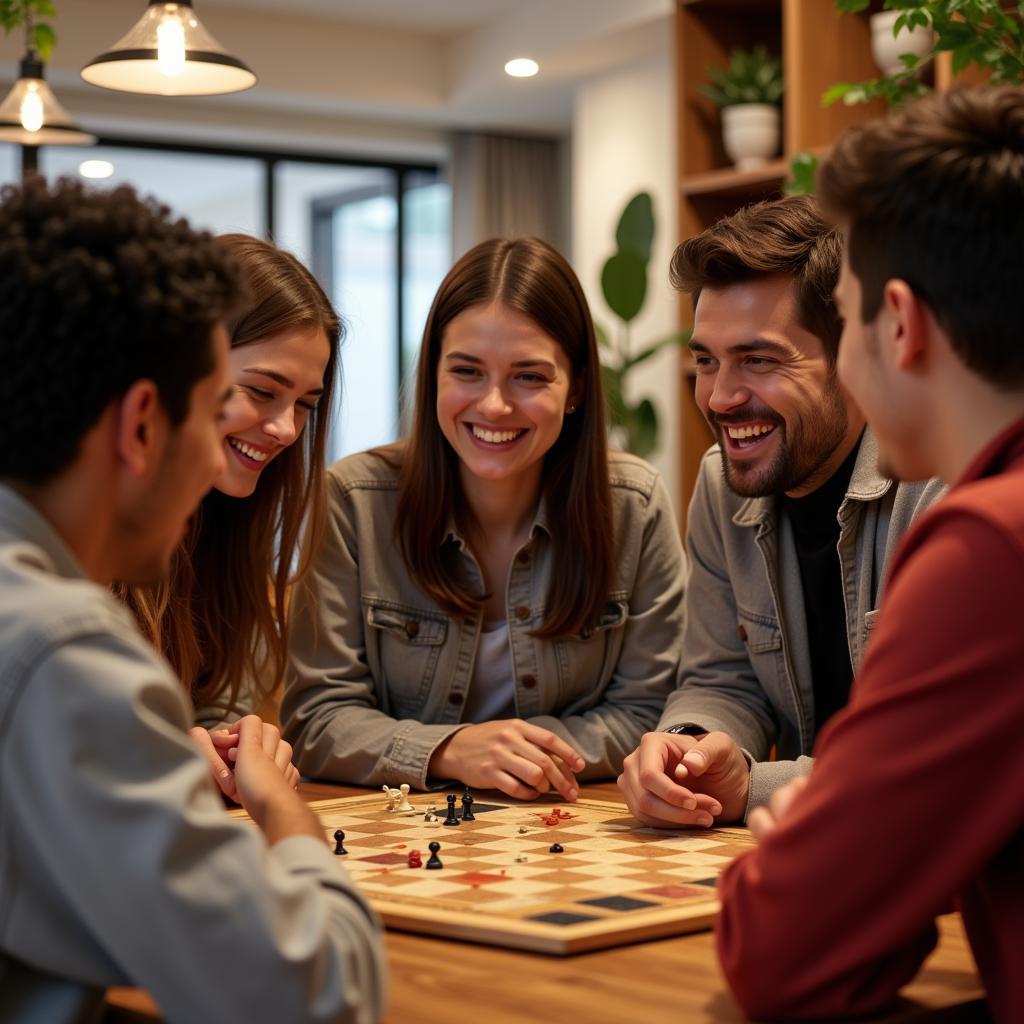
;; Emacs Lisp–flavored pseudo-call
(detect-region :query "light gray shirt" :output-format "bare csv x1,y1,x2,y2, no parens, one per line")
282,449,686,788
462,620,516,723
0,484,387,1024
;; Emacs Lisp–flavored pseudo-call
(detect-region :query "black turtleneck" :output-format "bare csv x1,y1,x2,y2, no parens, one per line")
780,436,862,735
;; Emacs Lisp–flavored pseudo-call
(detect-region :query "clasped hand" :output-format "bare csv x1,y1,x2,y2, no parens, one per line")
190,716,300,802
618,730,751,828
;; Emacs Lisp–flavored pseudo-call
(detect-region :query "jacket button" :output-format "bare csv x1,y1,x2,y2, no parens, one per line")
520,674,537,689
448,692,464,706
737,624,748,643
515,605,530,621
405,620,419,639
516,552,530,565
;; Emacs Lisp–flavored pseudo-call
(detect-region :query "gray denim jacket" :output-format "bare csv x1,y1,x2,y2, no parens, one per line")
282,449,686,789
658,432,946,818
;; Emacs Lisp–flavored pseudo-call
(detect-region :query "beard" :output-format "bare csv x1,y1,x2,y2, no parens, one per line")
711,372,850,498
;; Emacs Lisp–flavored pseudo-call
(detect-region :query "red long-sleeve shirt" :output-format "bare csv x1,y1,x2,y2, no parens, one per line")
717,417,1024,1022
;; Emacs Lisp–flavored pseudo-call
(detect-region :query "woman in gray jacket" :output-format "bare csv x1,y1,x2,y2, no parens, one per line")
283,237,685,801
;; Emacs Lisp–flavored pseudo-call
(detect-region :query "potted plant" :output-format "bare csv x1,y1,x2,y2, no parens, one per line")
597,192,689,459
870,8,933,76
701,46,784,170
828,1,1024,107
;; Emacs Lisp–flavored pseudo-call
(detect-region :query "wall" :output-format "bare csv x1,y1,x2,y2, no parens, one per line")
572,51,680,511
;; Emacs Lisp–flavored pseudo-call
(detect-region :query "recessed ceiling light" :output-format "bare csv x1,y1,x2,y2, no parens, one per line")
505,58,539,78
79,159,114,179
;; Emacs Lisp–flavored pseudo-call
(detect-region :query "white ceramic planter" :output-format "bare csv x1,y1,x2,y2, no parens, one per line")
870,10,933,76
722,103,780,171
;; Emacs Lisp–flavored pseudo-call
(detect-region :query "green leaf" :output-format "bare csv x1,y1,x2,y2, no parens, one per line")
594,321,612,350
627,399,658,459
601,250,647,324
784,150,819,194
836,0,870,11
615,192,655,264
822,81,854,106
31,22,56,60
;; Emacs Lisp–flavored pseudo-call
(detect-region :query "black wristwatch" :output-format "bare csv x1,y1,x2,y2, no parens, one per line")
664,723,708,736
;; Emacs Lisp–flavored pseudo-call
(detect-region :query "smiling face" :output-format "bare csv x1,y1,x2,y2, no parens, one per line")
217,325,331,498
436,300,577,497
690,275,863,498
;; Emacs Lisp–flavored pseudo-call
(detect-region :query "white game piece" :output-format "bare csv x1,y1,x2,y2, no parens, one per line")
515,854,528,863
382,784,403,812
517,825,529,834
397,783,415,814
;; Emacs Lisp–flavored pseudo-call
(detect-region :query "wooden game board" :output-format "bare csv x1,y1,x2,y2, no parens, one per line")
306,792,756,955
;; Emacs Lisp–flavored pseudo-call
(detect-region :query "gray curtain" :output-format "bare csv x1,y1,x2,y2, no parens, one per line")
450,131,566,257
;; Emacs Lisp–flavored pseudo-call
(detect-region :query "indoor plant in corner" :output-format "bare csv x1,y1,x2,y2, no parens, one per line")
701,45,784,170
598,192,689,460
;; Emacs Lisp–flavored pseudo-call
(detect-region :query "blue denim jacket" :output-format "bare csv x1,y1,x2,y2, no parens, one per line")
282,449,686,788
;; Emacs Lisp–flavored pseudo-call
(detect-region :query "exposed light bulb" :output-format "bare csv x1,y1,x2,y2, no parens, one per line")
156,17,186,77
19,82,44,133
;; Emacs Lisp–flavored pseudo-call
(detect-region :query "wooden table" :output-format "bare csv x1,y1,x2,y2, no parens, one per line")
103,782,987,1023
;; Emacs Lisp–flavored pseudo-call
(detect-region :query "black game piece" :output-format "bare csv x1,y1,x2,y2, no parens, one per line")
461,789,476,821
333,829,348,855
425,841,443,870
443,793,461,826
549,843,564,854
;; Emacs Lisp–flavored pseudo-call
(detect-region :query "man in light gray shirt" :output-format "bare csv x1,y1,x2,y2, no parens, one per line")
618,196,943,826
0,178,385,1023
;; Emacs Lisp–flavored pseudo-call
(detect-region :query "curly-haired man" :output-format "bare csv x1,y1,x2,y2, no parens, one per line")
0,177,385,1022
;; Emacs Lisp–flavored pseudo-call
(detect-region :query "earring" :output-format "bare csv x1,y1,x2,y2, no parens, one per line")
566,403,576,414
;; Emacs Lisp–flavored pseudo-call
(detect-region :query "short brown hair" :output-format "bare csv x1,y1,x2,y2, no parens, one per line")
818,85,1024,387
670,195,843,362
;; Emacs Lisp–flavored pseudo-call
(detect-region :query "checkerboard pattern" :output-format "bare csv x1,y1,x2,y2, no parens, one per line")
304,793,756,954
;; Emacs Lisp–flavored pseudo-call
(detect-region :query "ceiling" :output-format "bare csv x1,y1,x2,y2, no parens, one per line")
0,0,674,139
209,0,515,35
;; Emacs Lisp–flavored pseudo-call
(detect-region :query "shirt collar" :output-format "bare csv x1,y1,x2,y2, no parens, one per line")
441,491,553,548
0,484,90,581
954,414,1024,488
732,427,890,528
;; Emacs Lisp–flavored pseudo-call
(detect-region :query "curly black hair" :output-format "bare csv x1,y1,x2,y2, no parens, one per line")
0,176,245,484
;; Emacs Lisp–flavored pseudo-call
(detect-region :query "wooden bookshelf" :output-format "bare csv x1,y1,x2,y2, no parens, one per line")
673,0,896,529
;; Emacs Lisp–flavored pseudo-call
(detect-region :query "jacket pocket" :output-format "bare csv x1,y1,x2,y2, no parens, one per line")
365,599,448,714
553,599,629,704
736,609,782,654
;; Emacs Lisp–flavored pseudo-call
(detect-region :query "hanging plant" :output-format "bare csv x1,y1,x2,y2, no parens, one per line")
1,0,57,59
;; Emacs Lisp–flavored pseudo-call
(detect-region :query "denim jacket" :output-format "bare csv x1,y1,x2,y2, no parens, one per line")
282,449,686,788
658,431,946,817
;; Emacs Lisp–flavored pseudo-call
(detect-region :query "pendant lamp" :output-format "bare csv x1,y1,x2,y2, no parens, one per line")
0,52,96,146
81,2,256,97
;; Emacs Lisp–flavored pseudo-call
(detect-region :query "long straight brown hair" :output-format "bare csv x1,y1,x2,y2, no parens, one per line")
393,236,613,639
117,234,341,711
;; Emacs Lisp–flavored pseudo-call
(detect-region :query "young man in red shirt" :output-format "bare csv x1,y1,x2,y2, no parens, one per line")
716,85,1024,1023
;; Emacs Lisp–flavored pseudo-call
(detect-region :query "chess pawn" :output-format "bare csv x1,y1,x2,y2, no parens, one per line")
461,789,476,822
443,793,461,826
333,830,348,855
407,849,422,869
397,782,415,815
425,841,443,869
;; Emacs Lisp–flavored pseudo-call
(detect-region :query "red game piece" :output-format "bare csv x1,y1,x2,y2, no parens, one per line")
407,849,422,868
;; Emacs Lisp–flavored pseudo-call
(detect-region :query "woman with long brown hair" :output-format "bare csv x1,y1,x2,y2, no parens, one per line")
282,236,685,800
119,233,340,797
